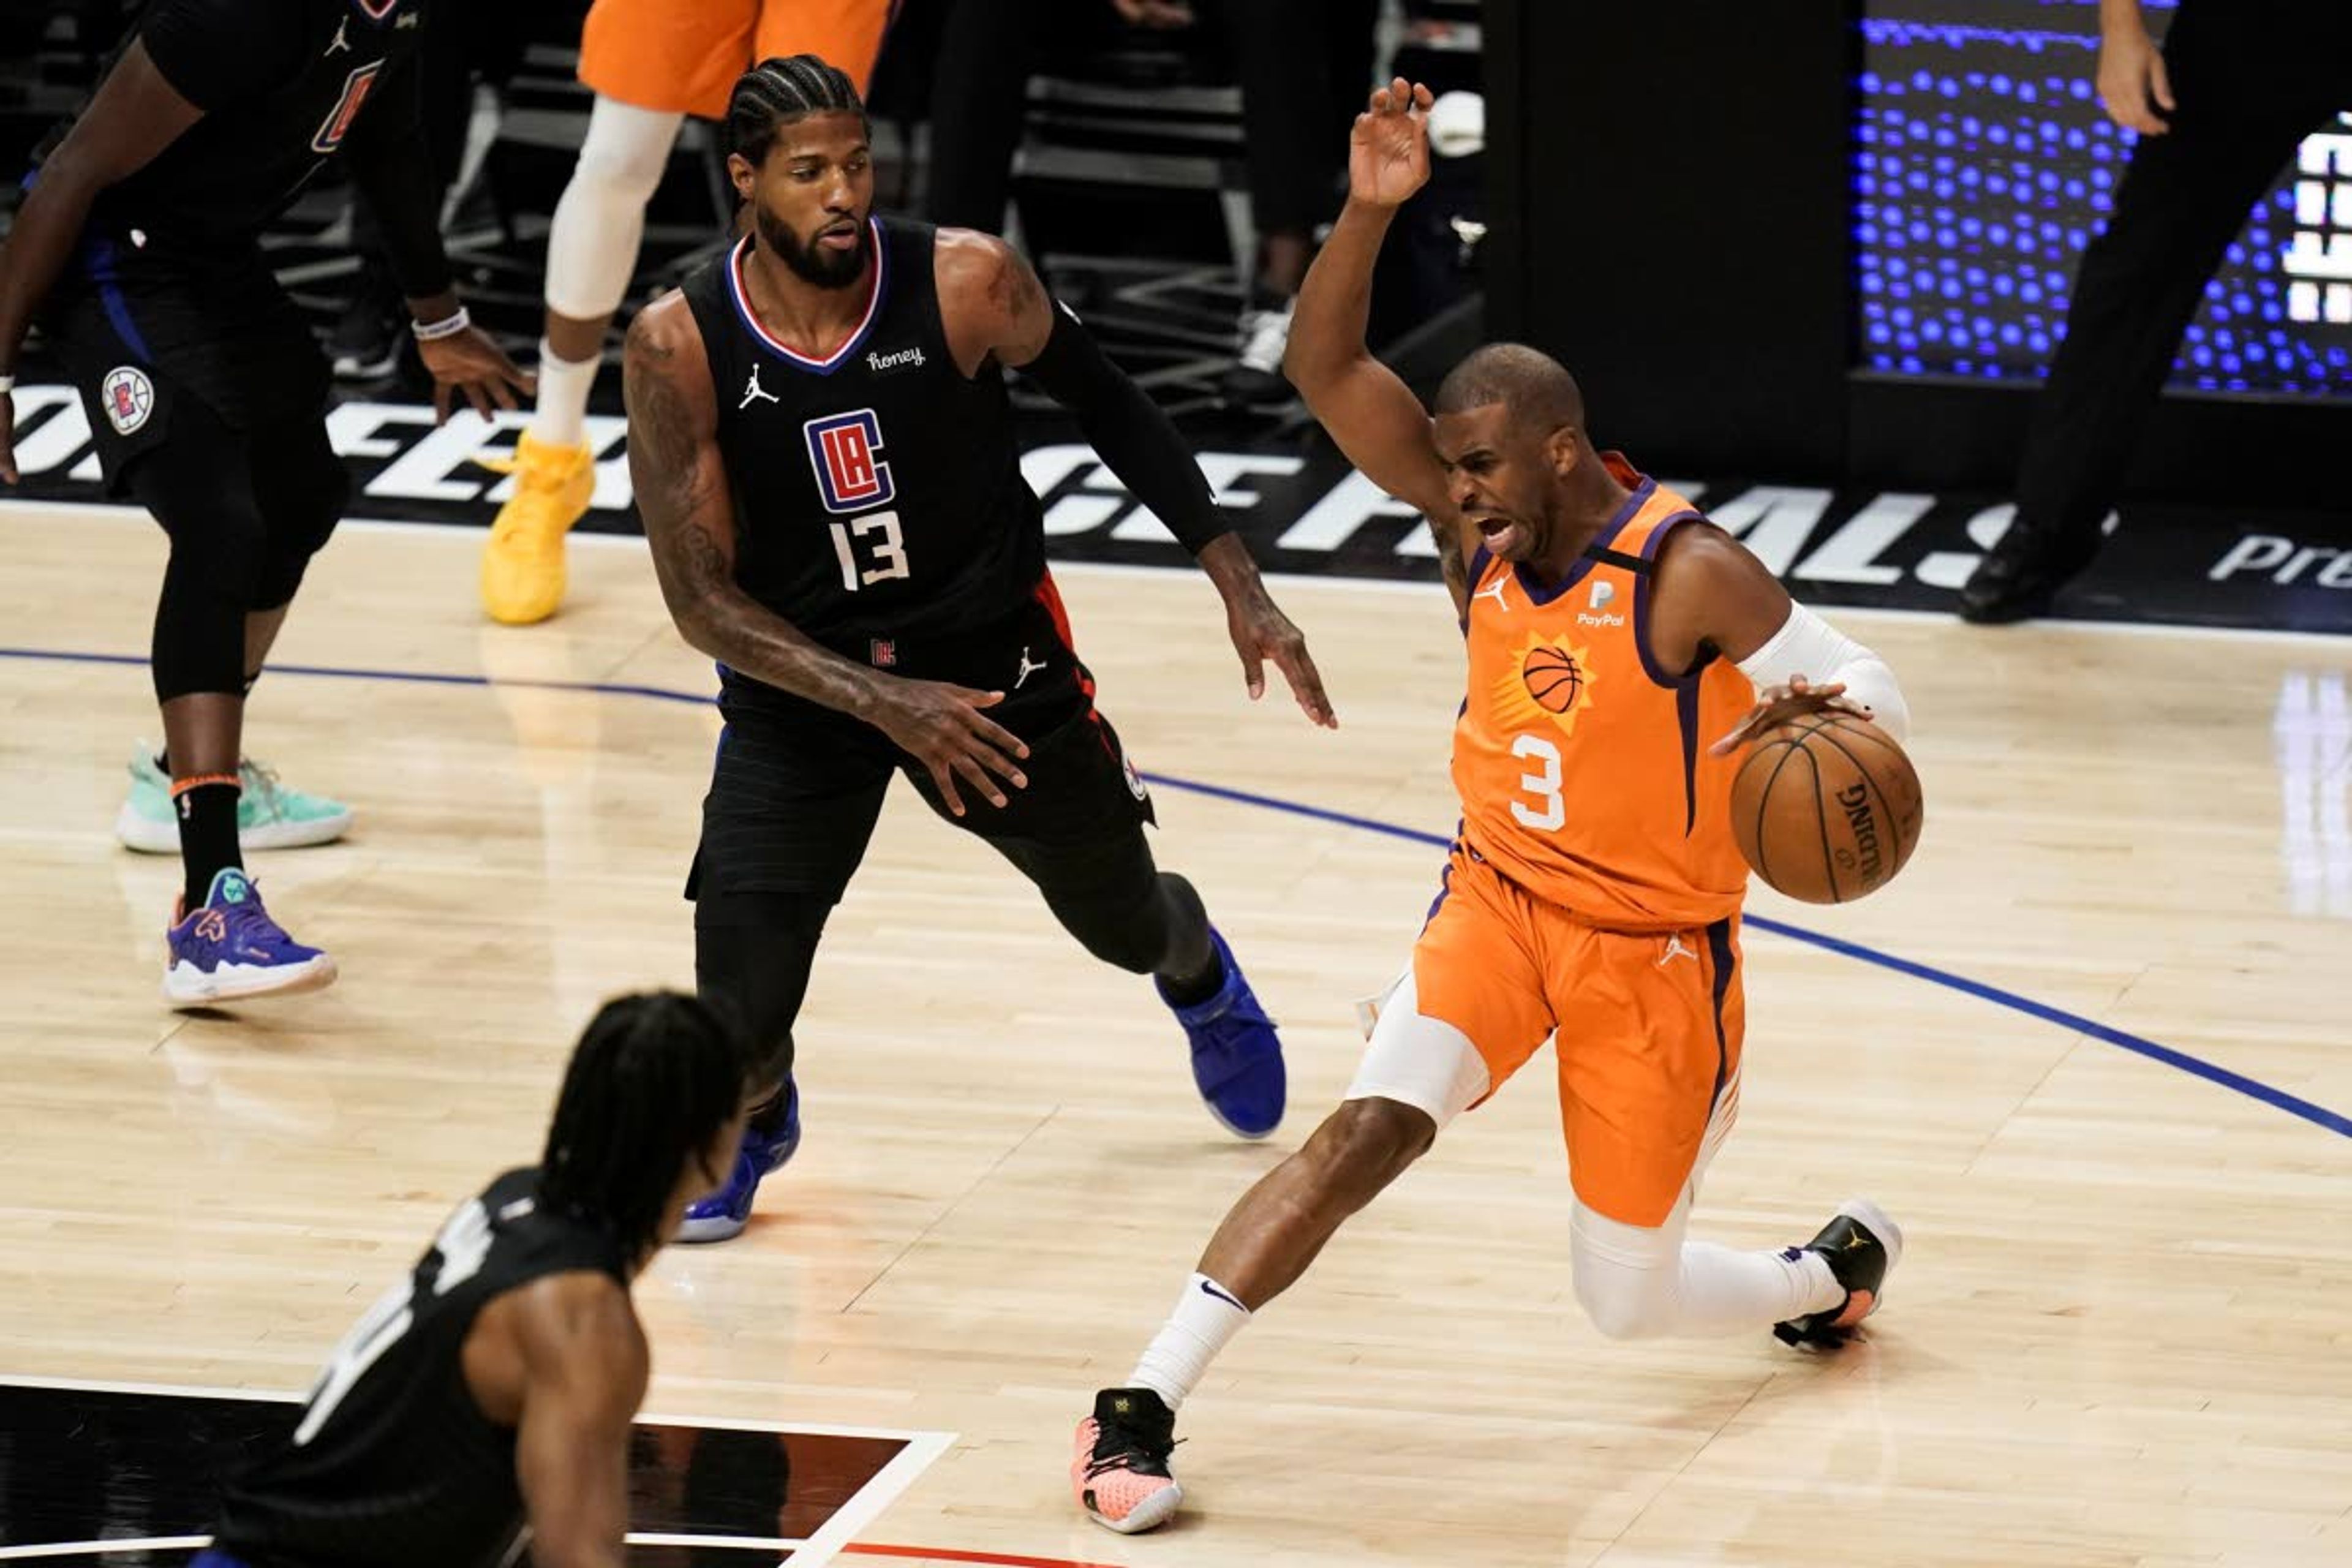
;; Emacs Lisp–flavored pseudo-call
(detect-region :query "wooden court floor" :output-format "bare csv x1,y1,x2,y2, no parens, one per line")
1,500,2347,1568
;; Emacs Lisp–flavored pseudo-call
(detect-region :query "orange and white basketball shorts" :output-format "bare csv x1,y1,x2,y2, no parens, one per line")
1348,843,1744,1227
578,0,895,121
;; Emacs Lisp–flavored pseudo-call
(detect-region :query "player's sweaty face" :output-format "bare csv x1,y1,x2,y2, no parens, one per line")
744,113,875,287
1436,403,1549,563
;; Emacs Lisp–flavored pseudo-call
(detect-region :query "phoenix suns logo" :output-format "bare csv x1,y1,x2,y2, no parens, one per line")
1493,635,1597,737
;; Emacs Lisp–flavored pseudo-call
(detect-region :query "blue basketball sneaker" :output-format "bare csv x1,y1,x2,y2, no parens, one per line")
677,1080,801,1243
1159,927,1284,1138
163,867,337,1007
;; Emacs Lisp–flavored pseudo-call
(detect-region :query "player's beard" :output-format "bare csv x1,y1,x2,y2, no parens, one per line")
758,207,870,288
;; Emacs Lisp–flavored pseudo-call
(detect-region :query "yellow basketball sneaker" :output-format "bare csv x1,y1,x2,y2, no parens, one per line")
478,431,594,625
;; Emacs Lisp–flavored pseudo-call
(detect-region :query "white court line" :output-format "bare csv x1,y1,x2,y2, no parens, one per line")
5,494,2346,650
0,1540,211,1562
0,1375,956,1568
2,1370,947,1444
788,1428,957,1568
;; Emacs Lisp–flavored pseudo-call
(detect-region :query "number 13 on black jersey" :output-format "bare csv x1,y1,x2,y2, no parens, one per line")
805,409,909,591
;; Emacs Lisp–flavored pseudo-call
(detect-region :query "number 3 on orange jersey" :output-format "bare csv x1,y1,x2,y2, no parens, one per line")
1510,734,1563,831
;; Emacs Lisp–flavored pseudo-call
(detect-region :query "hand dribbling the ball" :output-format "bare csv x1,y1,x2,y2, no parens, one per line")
1708,674,1874,756
1351,78,1436,209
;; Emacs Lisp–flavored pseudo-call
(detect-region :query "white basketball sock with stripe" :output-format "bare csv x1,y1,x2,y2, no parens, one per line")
1126,1272,1251,1412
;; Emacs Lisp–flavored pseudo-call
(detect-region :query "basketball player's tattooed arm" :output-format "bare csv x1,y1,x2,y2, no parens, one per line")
0,39,205,481
1648,524,1909,753
935,230,1338,726
1285,81,1457,538
626,297,1032,814
503,1273,647,1568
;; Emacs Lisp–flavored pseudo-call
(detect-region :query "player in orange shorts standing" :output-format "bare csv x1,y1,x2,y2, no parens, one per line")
478,0,895,624
1070,80,1923,1534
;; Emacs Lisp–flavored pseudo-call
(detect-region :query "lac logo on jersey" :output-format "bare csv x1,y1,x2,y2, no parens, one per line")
804,409,894,514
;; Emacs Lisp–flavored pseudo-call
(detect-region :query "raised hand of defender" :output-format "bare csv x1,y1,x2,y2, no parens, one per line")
420,325,536,424
1226,584,1336,728
870,678,1032,816
1709,674,1873,756
2095,13,2175,135
1350,77,1434,209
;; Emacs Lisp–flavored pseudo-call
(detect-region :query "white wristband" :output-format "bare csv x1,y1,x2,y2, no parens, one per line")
0,375,16,394
411,306,470,342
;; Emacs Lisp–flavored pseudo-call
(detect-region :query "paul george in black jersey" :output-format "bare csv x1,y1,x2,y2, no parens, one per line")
624,57,1338,1242
193,992,750,1568
0,0,529,1005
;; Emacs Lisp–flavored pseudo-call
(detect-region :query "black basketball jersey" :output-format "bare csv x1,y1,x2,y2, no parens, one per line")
34,0,426,248
211,1168,628,1568
677,216,1050,677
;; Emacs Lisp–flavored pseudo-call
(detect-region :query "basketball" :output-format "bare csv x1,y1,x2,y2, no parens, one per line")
1731,713,1924,903
1521,645,1584,714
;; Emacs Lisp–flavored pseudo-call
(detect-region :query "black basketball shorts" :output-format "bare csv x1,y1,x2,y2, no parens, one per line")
687,598,1158,909
38,227,330,496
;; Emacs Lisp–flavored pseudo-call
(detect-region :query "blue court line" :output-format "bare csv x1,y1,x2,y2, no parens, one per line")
8,642,2346,1141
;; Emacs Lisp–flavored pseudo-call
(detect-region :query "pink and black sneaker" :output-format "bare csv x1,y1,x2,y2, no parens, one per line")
1072,1387,1182,1534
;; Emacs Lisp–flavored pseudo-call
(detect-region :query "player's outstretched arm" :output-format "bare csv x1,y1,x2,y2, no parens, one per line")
1284,80,1455,530
938,230,1336,727
505,1272,648,1568
0,38,206,482
1645,524,1912,753
625,296,1033,814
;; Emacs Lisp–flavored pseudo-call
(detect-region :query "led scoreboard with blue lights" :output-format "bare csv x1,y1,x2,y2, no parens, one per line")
1856,0,2352,396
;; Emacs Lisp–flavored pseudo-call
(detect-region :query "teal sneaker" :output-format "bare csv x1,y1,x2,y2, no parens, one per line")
116,744,354,854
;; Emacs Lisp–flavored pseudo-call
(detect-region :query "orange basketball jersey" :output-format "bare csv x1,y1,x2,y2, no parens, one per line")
1452,454,1754,930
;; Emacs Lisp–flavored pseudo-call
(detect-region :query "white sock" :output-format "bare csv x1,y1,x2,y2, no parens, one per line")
528,341,598,451
1126,1272,1251,1411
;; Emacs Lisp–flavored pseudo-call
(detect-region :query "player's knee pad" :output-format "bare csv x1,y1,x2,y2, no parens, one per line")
252,434,349,609
545,97,682,319
150,511,270,702
1570,1200,1684,1341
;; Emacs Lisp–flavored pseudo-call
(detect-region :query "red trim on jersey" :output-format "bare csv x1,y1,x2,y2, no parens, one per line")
726,223,889,372
1033,570,1112,750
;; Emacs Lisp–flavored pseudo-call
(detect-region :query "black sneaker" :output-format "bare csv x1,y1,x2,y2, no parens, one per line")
1958,522,2100,624
1071,1386,1182,1534
329,293,404,382
1773,1197,1903,1348
1218,295,1295,409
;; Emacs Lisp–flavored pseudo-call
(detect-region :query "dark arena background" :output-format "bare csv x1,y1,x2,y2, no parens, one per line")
0,0,2343,634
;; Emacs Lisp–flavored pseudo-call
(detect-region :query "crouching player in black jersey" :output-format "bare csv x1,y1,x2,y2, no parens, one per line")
624,57,1338,1241
0,0,529,1006
192,992,750,1568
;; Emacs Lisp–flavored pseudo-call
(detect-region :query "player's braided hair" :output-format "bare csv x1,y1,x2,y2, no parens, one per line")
728,54,868,165
540,992,750,1262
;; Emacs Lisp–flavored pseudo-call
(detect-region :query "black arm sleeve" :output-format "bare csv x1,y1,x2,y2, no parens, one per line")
1011,302,1231,556
336,53,453,303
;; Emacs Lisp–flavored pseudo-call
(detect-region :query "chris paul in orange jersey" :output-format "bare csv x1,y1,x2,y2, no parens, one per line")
1069,80,1922,1534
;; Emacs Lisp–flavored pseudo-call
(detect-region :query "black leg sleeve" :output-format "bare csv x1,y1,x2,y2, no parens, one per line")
695,891,834,1093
